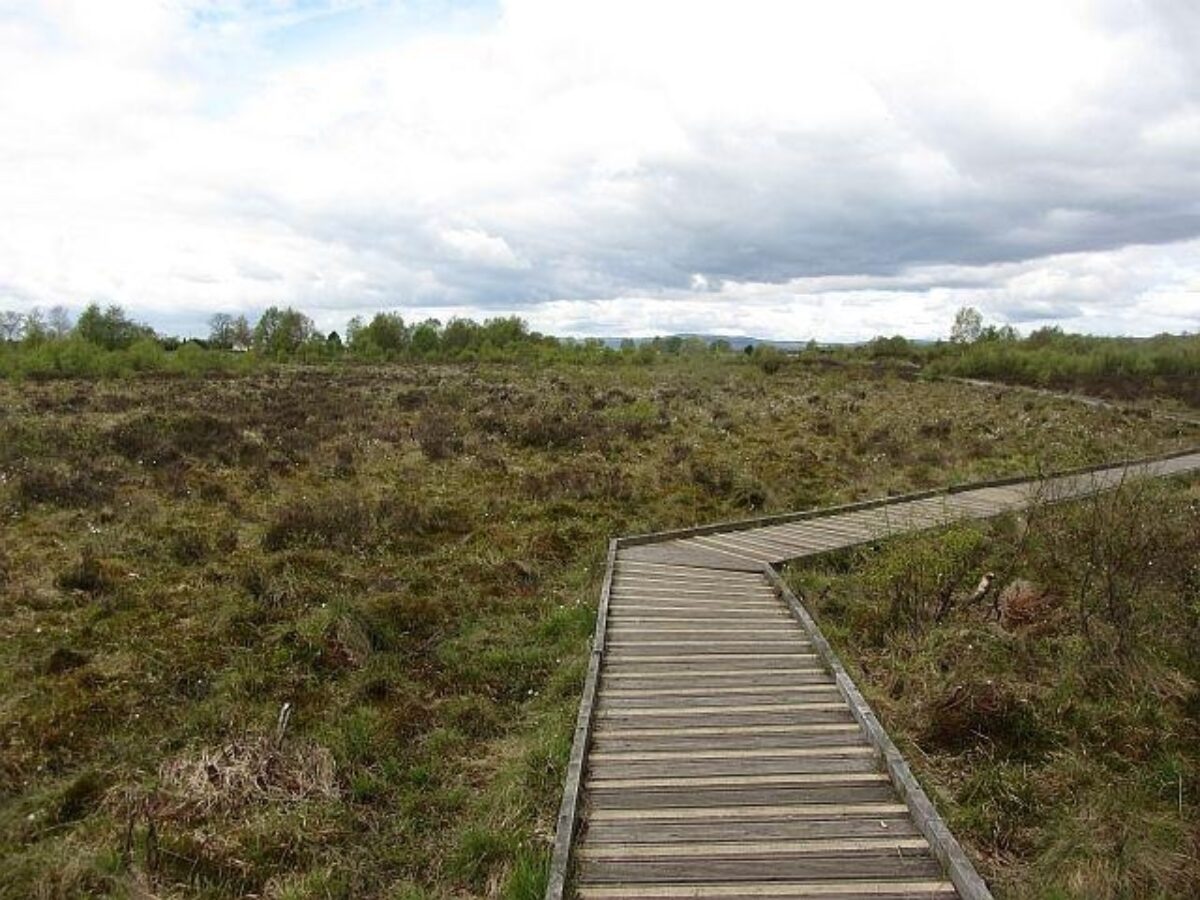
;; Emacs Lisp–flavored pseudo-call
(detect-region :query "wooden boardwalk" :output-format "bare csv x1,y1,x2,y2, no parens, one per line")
549,449,1200,900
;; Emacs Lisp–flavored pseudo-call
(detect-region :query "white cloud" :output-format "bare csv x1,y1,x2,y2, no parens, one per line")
0,0,1198,338
437,227,527,269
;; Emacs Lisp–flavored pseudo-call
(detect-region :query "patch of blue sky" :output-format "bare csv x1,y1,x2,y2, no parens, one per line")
234,1,500,61
187,1,498,118
268,0,501,59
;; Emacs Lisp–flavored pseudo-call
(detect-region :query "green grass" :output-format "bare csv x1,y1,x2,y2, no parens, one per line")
786,477,1200,898
0,357,1194,897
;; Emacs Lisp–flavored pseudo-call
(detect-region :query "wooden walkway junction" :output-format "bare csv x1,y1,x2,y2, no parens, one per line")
548,449,1200,900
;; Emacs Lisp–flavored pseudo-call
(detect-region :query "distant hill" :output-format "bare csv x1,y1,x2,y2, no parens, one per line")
591,334,941,351
594,334,821,351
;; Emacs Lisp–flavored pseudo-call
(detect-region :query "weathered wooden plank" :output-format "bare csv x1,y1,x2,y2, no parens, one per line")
590,732,867,755
614,565,767,579
602,662,830,677
610,585,779,599
581,814,919,844
619,544,764,571
609,628,796,638
606,631,798,643
960,486,1029,506
610,583,778,597
943,492,1012,510
586,802,910,823
600,700,844,715
590,745,874,763
586,755,879,780
601,671,831,686
607,617,793,628
600,681,831,695
607,610,785,621
609,601,784,614
812,509,892,529
609,598,781,610
578,836,928,859
610,579,773,594
603,654,818,667
689,531,802,557
685,535,783,562
704,531,826,557
607,603,785,614
604,686,840,700
604,657,820,672
612,577,778,591
593,711,856,729
610,587,777,599
609,597,781,609
591,722,859,740
577,850,941,883
605,640,813,653
608,602,783,614
599,701,845,717
584,782,898,810
786,521,884,543
596,701,846,718
576,880,956,899
602,684,837,701
587,773,890,792
766,510,890,537
879,507,955,529
746,529,855,553
613,565,767,584
738,528,850,554
607,624,795,635
606,612,784,623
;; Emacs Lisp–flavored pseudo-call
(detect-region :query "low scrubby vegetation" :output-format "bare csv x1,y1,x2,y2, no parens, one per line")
1,359,1194,897
788,475,1200,898
926,328,1200,407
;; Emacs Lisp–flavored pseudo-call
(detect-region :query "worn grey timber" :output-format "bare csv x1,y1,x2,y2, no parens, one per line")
550,448,1200,900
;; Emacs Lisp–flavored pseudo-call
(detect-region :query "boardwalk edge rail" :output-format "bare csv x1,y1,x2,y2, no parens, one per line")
762,565,992,900
545,444,1199,899
546,539,617,900
618,444,1199,548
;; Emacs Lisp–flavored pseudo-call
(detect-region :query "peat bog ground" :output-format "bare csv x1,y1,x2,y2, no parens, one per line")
1,358,1195,898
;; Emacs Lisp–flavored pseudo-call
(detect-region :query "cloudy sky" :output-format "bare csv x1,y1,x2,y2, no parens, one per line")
1,0,1199,340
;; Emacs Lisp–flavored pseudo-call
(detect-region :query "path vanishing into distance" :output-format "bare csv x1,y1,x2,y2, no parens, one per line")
548,448,1200,900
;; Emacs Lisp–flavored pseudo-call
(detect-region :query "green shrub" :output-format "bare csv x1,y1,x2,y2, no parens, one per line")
861,524,988,635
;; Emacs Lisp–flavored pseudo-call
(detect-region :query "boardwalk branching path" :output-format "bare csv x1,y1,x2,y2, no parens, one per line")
549,449,1200,900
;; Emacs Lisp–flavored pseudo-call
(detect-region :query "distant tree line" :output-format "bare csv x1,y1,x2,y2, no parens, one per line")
1,301,1195,401
0,302,755,378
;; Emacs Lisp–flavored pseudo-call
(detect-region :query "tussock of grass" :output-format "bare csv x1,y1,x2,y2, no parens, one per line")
154,734,339,819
